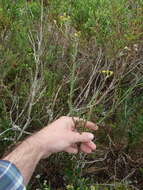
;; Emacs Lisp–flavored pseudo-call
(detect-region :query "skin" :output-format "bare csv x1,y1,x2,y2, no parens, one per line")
3,116,98,185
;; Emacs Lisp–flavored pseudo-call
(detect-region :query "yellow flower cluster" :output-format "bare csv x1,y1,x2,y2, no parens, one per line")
59,13,70,22
101,70,114,77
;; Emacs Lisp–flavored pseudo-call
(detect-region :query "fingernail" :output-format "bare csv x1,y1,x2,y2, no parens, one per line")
87,133,94,140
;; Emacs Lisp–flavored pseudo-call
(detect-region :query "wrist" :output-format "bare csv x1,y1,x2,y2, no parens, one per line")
26,136,43,160
28,134,52,159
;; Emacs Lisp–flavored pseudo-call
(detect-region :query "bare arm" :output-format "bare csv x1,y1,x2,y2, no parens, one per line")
3,116,98,185
4,137,43,184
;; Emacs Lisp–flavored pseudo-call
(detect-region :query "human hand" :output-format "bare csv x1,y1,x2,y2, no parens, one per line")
31,116,98,159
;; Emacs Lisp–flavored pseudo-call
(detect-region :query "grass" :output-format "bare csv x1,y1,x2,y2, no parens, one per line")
0,0,143,189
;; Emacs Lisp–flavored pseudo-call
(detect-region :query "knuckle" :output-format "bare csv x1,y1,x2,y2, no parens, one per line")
60,116,68,120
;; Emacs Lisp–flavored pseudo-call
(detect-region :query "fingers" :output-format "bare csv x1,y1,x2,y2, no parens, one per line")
65,141,96,154
71,117,98,130
80,143,92,153
70,130,97,154
60,116,98,130
80,141,96,154
85,141,96,150
71,132,94,143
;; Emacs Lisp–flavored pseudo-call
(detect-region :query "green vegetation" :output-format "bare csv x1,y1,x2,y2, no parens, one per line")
0,0,143,189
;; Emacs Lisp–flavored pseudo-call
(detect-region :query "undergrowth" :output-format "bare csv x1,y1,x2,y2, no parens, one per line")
0,0,143,189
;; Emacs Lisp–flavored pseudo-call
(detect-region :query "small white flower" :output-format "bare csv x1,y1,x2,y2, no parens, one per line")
133,44,138,51
43,180,47,185
124,46,131,51
36,174,41,179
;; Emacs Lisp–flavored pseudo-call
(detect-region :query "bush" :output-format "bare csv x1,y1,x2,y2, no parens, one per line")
0,0,143,189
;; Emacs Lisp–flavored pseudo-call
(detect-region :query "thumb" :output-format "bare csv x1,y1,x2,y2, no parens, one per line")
72,132,94,143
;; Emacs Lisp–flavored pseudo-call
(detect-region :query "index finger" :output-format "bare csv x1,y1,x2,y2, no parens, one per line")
71,117,98,130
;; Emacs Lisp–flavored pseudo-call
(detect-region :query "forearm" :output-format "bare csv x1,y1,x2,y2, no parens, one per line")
3,136,49,185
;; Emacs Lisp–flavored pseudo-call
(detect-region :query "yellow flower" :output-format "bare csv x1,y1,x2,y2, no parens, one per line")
90,185,96,190
66,184,74,190
59,13,70,22
101,70,114,77
74,31,81,38
53,19,57,24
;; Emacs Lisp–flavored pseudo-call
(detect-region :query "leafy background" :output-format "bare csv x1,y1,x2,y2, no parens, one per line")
0,0,143,189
